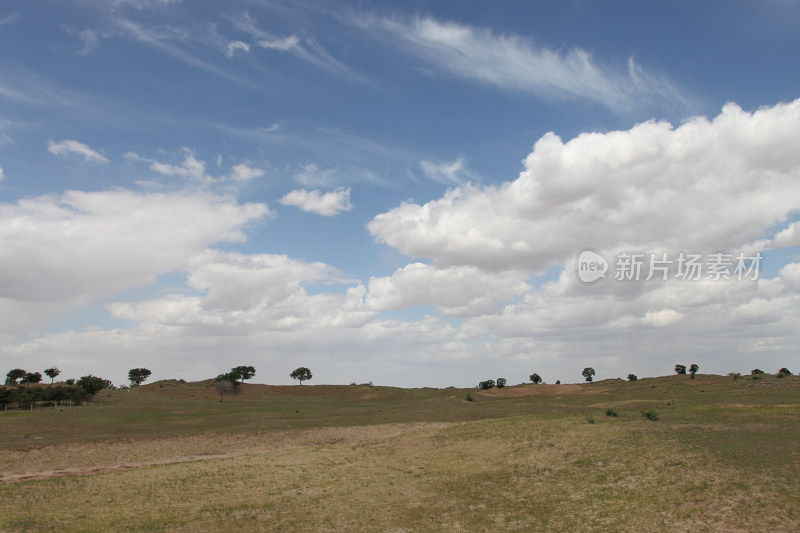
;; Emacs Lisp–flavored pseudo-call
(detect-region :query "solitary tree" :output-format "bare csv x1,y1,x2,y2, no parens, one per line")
530,373,542,384
214,379,235,402
76,375,112,395
777,367,793,378
751,368,764,375
43,367,61,383
675,364,687,375
582,367,595,383
5,368,26,385
230,365,256,384
627,373,638,382
689,364,699,379
290,367,312,385
128,368,152,386
496,378,507,388
21,372,42,384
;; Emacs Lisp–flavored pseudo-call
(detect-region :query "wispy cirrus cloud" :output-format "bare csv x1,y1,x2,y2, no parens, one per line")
47,139,109,164
419,157,477,186
355,16,693,114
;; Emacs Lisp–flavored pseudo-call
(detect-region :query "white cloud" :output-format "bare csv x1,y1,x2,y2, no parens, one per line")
0,166,4,181
357,16,691,113
226,163,264,182
0,189,270,333
419,157,476,185
149,148,210,182
47,139,109,164
365,263,530,317
369,99,800,271
0,12,20,26
258,35,299,51
279,187,353,216
225,40,250,57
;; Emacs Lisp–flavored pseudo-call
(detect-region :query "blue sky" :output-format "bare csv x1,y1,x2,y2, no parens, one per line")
1,0,799,387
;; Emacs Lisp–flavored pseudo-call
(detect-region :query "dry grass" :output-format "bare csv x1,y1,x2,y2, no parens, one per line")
1,375,798,532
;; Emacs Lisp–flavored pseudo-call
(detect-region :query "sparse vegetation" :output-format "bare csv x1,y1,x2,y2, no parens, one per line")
0,373,799,532
641,409,659,421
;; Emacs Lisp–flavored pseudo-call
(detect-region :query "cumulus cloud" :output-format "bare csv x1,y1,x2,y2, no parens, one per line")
0,189,270,332
369,99,800,271
107,250,373,334
279,187,353,216
149,148,209,182
357,16,691,113
47,139,109,164
226,163,264,182
365,263,530,317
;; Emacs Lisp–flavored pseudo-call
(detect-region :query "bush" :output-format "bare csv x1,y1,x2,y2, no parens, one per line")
751,368,764,375
585,415,595,424
555,380,561,385
496,378,507,388
465,392,474,402
777,368,793,378
728,372,741,381
478,379,495,390
641,410,659,422
627,373,638,382
605,408,620,417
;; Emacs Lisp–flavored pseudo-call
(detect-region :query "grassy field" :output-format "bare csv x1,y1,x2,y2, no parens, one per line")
1,374,798,532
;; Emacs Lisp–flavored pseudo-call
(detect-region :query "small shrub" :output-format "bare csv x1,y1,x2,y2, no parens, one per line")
777,368,793,378
751,373,765,380
478,380,495,390
585,415,595,424
465,392,474,402
605,408,620,417
728,372,741,381
555,380,561,385
641,409,659,422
